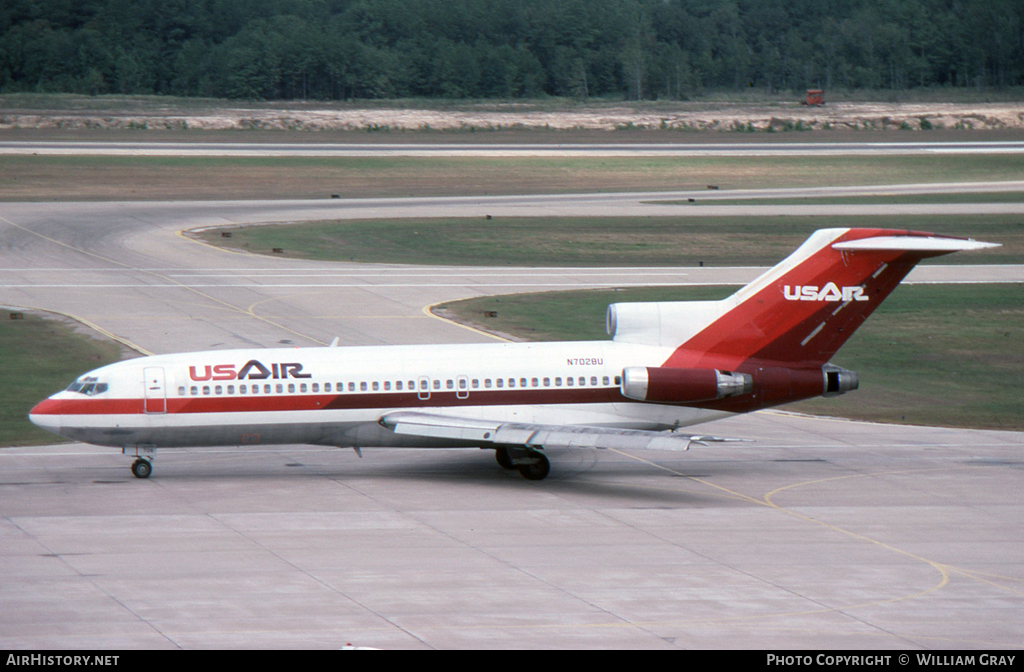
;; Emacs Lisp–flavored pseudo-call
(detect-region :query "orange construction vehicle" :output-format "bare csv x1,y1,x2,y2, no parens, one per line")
803,89,824,106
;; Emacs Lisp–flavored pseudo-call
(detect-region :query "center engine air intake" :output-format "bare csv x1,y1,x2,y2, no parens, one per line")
822,364,859,397
621,367,753,403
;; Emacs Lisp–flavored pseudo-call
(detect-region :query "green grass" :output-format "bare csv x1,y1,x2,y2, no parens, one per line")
649,192,1024,206
197,214,1024,266
5,89,1024,113
2,153,1021,201
0,312,123,446
437,284,1024,431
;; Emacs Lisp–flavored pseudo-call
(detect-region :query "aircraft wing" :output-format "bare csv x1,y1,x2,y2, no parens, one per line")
378,411,749,452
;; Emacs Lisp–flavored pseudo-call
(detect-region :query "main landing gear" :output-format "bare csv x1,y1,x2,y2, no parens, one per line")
495,447,551,481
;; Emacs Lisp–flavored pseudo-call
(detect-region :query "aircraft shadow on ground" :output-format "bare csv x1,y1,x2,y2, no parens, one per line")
104,447,759,506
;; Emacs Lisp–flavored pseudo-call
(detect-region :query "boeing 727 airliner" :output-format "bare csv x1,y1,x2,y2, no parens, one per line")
29,228,997,480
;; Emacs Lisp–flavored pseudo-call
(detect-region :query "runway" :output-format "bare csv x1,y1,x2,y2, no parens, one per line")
1,189,1022,649
3,139,1024,157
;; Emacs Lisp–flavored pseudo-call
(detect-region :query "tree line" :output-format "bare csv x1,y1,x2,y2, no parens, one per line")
1,0,1021,101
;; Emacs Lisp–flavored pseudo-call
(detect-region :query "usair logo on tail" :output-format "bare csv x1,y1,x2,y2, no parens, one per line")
783,283,868,302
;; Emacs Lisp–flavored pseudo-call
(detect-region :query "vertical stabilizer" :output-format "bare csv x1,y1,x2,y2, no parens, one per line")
658,228,997,370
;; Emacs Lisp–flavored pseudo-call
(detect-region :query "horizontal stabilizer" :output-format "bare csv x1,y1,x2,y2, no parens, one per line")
832,236,1000,252
379,412,749,452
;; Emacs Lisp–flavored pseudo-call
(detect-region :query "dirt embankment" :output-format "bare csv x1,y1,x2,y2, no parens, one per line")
2,102,1023,133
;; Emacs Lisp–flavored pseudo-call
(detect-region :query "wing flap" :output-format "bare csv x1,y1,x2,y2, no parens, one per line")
379,412,748,452
382,412,501,442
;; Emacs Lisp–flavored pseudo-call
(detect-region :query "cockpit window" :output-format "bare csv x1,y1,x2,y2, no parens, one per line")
66,376,108,396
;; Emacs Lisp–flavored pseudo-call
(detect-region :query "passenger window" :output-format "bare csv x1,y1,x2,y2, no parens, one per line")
554,377,562,386
348,382,355,391
579,377,585,386
433,380,440,390
360,382,367,391
614,376,621,385
215,385,223,395
384,381,391,391
372,382,379,391
312,383,319,392
264,384,272,394
240,385,247,394
178,386,186,396
484,379,492,388
408,380,416,390
591,376,598,386
190,386,198,396
602,376,610,386
520,378,528,387
496,378,503,388
566,377,573,386
543,377,550,387
447,379,454,389
288,384,295,393
471,379,479,389
276,384,284,393
504,378,512,388
227,385,235,394
300,383,307,393
203,386,211,395
531,378,539,387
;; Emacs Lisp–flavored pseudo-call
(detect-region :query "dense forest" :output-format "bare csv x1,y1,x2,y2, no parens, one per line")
1,0,1022,101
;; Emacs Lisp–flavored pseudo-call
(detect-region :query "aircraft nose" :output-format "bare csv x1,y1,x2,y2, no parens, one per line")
29,398,62,436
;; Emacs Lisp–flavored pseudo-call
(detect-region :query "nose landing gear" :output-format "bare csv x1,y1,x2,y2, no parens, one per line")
131,458,152,479
123,446,156,479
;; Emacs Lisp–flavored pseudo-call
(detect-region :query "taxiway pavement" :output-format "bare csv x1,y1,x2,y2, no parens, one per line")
3,189,1022,354
1,190,1022,649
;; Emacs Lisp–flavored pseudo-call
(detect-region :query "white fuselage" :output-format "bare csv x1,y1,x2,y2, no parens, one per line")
31,340,732,450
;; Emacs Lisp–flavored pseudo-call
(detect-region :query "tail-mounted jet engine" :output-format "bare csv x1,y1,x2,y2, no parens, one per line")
621,367,753,403
621,364,858,406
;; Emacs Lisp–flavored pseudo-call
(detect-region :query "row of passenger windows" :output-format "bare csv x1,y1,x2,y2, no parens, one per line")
177,375,620,397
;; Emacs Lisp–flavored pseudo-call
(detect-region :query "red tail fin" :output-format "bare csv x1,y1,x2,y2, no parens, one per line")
660,228,997,370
